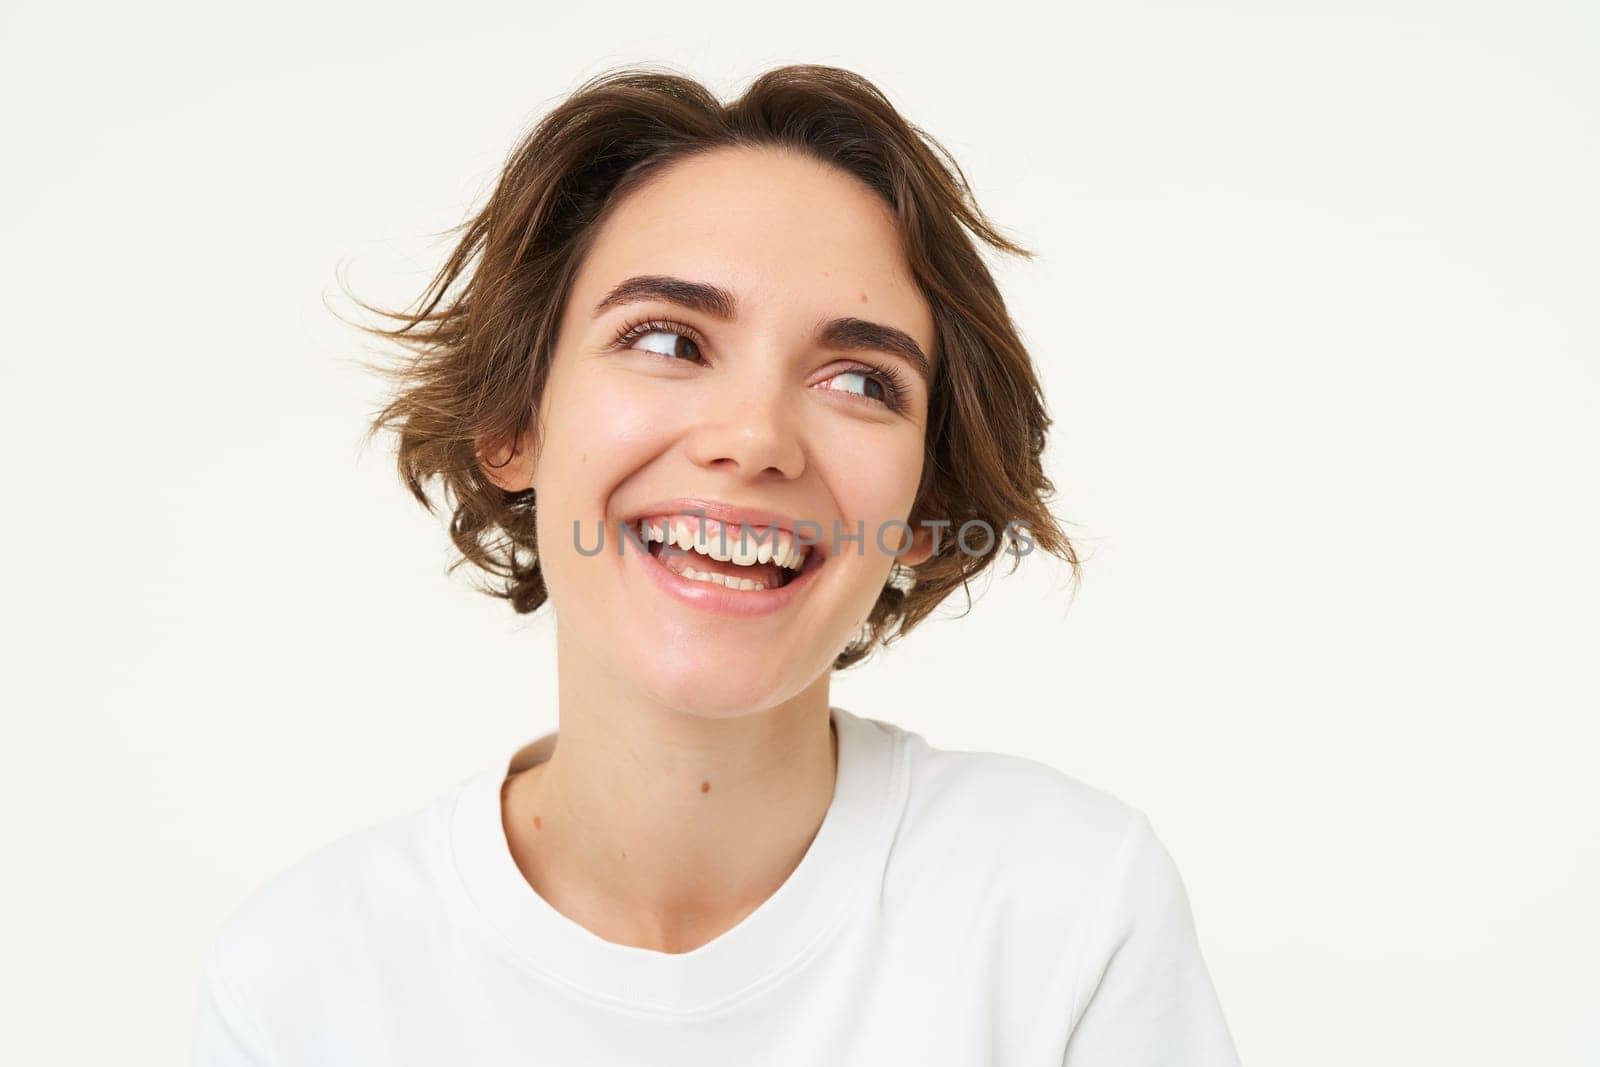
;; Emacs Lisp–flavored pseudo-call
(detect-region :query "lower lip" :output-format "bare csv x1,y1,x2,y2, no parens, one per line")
622,528,826,618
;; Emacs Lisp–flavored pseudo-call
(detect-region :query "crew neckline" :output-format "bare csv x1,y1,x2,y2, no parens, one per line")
441,705,905,1018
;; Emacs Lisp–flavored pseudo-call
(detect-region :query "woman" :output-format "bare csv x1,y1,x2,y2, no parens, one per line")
193,64,1243,1065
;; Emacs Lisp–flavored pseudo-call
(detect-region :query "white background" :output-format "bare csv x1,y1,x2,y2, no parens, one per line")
3,2,1595,1063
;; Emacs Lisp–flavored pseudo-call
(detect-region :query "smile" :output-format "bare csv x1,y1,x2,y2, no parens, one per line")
621,512,829,618
638,516,810,590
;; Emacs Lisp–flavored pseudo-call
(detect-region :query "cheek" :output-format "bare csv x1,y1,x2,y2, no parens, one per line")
532,367,689,610
824,426,926,524
535,367,682,502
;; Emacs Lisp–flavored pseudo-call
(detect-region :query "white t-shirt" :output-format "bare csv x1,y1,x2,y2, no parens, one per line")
192,706,1242,1065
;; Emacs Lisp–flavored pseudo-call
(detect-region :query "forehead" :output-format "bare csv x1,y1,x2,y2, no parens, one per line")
573,147,934,351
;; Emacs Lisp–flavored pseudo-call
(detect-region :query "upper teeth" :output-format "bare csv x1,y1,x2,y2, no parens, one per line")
638,516,809,570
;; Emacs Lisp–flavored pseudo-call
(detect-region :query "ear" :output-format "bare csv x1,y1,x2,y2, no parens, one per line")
893,521,937,568
475,426,538,493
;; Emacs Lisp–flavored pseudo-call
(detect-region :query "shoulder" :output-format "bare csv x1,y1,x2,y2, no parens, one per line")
858,718,1205,1026
877,718,1143,877
869,716,1218,955
864,717,1175,951
201,776,467,1012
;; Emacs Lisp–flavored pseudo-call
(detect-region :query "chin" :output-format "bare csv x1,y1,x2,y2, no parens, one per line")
629,650,821,720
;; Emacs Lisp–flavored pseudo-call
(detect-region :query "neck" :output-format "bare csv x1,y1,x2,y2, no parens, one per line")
500,626,838,954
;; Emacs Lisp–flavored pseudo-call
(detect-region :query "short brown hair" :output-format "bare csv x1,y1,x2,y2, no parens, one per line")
348,63,1081,669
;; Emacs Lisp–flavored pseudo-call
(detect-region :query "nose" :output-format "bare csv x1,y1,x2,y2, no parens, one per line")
683,361,806,480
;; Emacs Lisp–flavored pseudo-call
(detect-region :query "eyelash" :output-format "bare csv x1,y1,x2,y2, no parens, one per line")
610,316,910,413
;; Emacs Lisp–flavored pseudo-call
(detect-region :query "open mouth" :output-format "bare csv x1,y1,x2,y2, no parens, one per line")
631,514,825,593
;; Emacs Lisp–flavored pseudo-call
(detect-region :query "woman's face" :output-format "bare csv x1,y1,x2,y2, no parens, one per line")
486,146,937,717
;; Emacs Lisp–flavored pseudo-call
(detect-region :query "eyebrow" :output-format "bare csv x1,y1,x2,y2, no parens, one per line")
592,274,932,383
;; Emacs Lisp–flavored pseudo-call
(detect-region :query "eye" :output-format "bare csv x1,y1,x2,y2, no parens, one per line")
613,318,705,363
820,370,888,404
816,362,908,412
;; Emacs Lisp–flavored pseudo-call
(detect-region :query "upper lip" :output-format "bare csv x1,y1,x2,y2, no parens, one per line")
623,497,826,555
